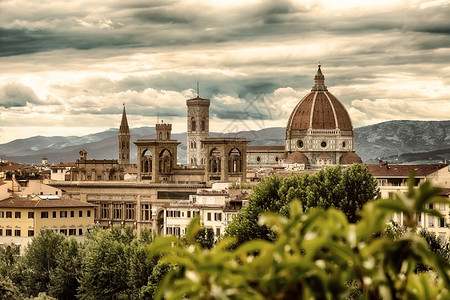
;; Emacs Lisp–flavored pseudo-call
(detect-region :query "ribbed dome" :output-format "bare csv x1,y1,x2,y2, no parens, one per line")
285,152,309,164
339,152,362,165
286,65,353,132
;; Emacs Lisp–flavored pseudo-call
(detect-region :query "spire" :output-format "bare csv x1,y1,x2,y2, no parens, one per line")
311,63,328,91
120,104,129,133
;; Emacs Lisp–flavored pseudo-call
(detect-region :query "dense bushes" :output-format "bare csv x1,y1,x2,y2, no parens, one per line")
225,164,379,247
149,175,449,299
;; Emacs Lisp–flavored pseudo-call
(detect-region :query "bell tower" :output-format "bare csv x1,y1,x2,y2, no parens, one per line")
119,104,130,165
186,94,210,166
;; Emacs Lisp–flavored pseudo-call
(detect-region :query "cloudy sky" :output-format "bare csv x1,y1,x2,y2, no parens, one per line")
1,0,449,143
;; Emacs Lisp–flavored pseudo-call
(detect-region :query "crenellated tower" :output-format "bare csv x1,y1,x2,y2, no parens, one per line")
119,104,130,165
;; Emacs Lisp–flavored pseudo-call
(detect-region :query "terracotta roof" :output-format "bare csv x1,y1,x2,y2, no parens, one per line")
0,197,96,209
340,152,363,164
285,152,309,164
286,66,353,132
0,163,25,172
247,146,285,151
367,163,448,177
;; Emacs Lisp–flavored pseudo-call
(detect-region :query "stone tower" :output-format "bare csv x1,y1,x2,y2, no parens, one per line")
156,122,172,141
186,96,210,166
119,104,130,165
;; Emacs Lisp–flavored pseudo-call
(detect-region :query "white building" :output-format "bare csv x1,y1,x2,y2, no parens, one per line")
368,162,450,242
50,163,75,181
160,183,247,239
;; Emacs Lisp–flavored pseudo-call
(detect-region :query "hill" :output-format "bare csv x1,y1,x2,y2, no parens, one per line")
0,120,449,165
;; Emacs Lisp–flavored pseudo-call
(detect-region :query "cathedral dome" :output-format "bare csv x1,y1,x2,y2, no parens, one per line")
339,151,362,165
286,65,353,132
285,151,309,164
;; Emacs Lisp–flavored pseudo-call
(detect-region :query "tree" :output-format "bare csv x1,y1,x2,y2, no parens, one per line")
77,227,132,299
149,178,449,299
14,230,65,297
125,239,157,299
77,226,156,300
194,226,215,250
225,164,379,246
418,229,450,261
0,274,22,300
225,175,284,246
0,244,20,278
48,238,81,300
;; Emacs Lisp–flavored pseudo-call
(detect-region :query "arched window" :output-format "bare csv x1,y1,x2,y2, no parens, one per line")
191,117,196,132
141,150,153,173
159,132,162,140
166,132,169,140
159,149,172,173
228,148,242,173
209,148,221,173
201,120,206,131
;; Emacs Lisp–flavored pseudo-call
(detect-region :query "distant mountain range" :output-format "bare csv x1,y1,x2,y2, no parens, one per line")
1,120,449,165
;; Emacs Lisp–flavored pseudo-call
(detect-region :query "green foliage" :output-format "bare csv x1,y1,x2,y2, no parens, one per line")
28,292,57,300
77,226,156,300
48,238,81,300
14,230,66,297
0,274,22,300
225,175,284,246
228,182,253,189
78,227,133,299
0,244,20,278
142,262,177,299
125,238,157,299
225,164,379,247
149,177,449,299
194,225,215,250
418,229,450,263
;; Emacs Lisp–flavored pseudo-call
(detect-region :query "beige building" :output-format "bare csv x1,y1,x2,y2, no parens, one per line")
70,150,125,181
0,195,96,251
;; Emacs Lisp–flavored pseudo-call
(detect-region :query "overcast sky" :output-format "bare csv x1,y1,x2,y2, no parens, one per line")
1,0,449,143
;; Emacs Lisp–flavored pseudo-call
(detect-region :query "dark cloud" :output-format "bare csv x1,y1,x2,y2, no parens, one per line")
2,1,449,58
0,27,143,57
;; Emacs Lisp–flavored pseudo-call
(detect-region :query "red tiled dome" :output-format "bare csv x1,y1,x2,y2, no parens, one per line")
339,152,362,164
286,65,353,132
285,152,309,164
